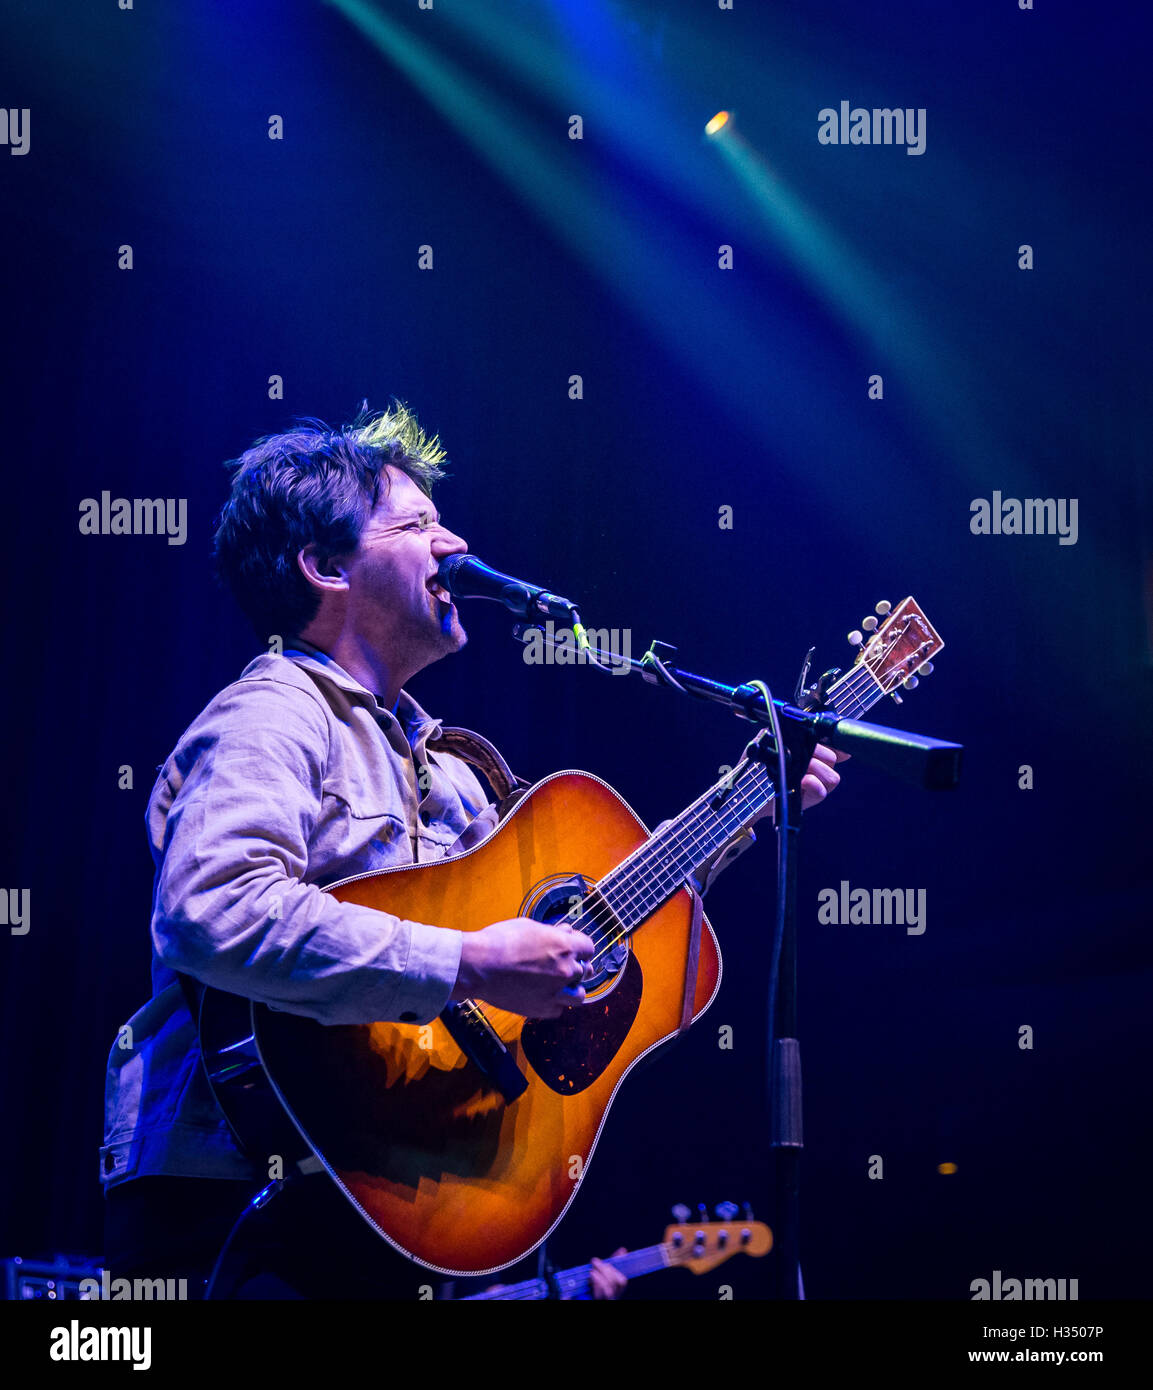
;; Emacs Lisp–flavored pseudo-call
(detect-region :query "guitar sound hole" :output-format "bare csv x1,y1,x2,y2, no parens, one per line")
523,875,628,995
518,873,642,1096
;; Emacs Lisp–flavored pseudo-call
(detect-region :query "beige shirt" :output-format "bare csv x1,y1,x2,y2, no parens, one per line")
100,642,499,1188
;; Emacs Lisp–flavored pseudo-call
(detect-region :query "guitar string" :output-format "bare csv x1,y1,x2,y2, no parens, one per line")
478,675,881,1043
578,772,767,946
555,657,885,969
480,772,773,1046
810,624,918,713
560,763,770,952
562,653,893,966
477,654,899,1041
552,768,774,979
485,642,918,1046
560,659,875,967
543,658,885,965
593,771,770,938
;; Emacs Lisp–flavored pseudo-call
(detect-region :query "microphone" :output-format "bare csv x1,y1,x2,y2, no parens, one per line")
436,555,580,622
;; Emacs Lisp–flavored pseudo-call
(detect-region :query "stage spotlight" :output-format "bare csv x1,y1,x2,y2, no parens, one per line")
704,110,731,138
937,1162,959,1176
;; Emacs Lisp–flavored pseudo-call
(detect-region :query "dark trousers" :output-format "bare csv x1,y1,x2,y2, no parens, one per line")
103,1174,433,1300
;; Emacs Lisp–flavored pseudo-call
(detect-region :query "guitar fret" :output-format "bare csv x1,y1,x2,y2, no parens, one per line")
600,759,775,929
630,780,765,906
827,664,885,718
594,649,898,935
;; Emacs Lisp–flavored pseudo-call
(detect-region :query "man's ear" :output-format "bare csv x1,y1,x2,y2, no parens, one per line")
297,543,350,594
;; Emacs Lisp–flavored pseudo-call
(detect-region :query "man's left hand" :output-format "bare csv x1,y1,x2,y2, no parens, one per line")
588,1250,628,1300
800,743,849,810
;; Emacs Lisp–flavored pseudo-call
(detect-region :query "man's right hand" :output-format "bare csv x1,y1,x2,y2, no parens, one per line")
450,919,596,1019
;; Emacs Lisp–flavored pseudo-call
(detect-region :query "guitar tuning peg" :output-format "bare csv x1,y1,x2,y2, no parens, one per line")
715,1201,739,1221
671,1203,690,1223
861,616,878,632
919,661,934,675
697,1203,708,1224
903,675,919,690
890,690,903,704
742,1201,754,1221
875,600,891,616
848,630,863,647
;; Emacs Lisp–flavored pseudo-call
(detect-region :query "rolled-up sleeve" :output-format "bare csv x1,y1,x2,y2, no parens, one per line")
150,680,463,1026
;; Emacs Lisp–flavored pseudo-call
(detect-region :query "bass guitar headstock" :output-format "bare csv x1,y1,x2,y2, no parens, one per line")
663,1203,773,1274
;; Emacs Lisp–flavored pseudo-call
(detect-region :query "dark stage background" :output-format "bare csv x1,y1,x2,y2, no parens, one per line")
2,0,1150,1303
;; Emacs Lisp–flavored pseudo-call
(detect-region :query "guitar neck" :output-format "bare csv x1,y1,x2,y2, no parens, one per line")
459,1244,669,1301
595,663,888,933
595,755,774,931
821,661,887,719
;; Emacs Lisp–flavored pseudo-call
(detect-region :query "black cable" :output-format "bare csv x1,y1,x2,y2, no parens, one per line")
744,680,788,1102
202,1178,288,1300
745,679,799,1299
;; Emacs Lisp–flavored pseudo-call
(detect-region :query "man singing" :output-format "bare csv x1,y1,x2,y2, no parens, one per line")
100,402,843,1298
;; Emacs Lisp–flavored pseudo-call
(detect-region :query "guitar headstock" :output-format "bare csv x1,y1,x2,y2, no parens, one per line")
845,597,944,703
797,597,944,715
662,1216,772,1273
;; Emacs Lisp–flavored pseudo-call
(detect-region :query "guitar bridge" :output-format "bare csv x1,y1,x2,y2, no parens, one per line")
439,1001,528,1104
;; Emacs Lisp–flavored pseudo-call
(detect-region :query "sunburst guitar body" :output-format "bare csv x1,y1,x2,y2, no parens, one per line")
203,772,721,1276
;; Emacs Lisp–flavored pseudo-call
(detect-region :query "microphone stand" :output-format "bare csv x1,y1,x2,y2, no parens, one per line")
510,619,962,1301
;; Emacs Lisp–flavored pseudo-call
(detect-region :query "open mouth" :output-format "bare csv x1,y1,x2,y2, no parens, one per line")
427,580,453,609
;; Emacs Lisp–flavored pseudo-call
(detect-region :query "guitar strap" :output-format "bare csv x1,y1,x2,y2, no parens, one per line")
424,725,532,815
679,888,704,1032
429,726,706,1033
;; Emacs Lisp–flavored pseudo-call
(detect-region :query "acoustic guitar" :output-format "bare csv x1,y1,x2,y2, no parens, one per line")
198,598,943,1275
458,1213,772,1299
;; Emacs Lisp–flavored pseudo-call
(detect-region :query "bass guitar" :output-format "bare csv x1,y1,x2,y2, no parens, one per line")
459,1212,772,1299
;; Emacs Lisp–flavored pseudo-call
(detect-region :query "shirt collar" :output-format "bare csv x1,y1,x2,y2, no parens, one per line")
282,639,443,740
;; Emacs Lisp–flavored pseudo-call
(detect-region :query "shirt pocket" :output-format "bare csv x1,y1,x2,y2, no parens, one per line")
316,766,413,874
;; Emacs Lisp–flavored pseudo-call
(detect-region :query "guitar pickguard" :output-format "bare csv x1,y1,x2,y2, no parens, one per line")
519,952,643,1095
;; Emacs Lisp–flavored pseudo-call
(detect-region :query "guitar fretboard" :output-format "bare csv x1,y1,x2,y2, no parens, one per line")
597,754,775,931
460,1243,669,1300
593,657,887,936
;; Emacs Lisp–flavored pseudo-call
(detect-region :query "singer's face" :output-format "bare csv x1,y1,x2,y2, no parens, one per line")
348,466,469,666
